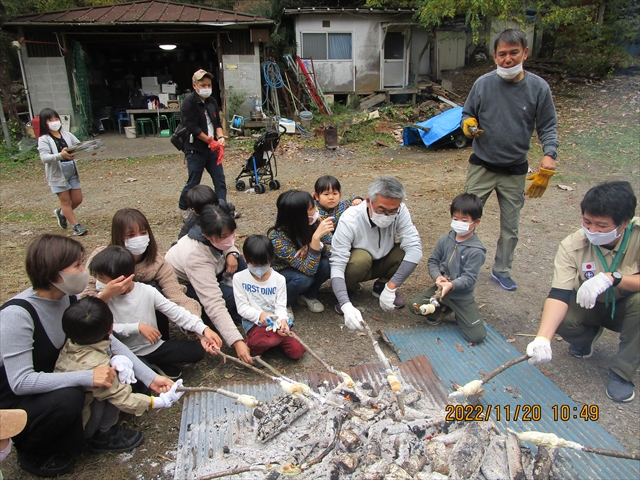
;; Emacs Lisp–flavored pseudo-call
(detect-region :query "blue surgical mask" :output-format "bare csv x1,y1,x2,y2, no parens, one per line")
248,265,270,278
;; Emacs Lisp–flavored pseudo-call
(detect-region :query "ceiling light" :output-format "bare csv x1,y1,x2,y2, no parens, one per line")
159,44,177,51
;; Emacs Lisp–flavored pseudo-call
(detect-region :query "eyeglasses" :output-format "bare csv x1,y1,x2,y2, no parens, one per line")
371,205,400,216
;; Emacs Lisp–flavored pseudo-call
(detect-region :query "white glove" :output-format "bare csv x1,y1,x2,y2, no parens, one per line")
152,379,184,408
576,272,612,309
110,355,137,385
341,302,364,331
379,283,397,311
526,336,552,364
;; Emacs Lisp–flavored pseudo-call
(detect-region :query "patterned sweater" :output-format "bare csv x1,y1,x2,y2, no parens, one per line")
315,196,361,247
268,229,328,275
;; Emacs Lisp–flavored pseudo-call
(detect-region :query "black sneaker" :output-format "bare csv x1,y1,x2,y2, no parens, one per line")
72,223,88,236
150,363,182,380
568,327,604,358
335,302,344,315
90,425,144,453
17,451,75,477
54,208,67,229
491,272,517,291
606,369,635,403
371,281,405,308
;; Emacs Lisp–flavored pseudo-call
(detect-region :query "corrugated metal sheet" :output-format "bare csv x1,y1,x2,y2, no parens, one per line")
383,324,640,480
175,356,447,479
7,0,273,26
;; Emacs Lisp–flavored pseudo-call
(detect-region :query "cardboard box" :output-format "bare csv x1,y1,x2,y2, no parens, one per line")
167,100,180,109
141,76,158,85
143,85,161,94
162,83,177,94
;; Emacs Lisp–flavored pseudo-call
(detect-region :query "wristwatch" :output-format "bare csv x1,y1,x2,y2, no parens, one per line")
545,151,557,160
227,252,239,259
611,271,622,287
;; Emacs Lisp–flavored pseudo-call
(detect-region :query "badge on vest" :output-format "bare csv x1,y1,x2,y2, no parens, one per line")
582,262,596,279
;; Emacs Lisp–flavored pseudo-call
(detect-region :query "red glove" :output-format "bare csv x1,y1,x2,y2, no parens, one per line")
208,139,225,165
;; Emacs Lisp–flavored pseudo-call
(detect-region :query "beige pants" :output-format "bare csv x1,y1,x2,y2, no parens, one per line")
465,163,526,277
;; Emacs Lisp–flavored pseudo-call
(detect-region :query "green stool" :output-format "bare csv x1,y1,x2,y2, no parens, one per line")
135,118,156,138
170,113,182,133
156,115,170,132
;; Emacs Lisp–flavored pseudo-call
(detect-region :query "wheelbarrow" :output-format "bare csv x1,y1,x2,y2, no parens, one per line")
402,106,468,149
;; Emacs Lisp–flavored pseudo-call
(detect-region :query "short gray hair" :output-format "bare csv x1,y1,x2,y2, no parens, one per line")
368,177,406,202
494,29,527,51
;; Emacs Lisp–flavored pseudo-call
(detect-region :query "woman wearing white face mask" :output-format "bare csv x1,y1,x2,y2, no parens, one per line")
37,108,87,236
267,190,334,318
82,209,201,341
165,205,253,365
0,235,172,477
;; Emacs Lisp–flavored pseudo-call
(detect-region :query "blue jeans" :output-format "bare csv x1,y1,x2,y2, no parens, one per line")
178,149,226,209
279,257,330,306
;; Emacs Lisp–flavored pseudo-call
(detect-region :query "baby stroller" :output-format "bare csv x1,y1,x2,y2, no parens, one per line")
235,128,283,194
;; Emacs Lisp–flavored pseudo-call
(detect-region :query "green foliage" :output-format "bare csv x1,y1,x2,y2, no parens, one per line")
225,86,247,121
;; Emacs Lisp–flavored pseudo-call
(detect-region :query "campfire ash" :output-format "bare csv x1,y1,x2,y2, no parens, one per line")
190,374,556,480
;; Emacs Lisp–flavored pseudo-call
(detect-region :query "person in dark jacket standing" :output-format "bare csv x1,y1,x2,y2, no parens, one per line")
410,193,487,343
178,69,227,217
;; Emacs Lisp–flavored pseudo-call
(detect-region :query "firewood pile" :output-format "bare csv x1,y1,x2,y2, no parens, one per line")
196,377,556,480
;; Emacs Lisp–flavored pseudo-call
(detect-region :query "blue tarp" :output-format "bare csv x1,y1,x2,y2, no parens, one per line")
403,106,463,147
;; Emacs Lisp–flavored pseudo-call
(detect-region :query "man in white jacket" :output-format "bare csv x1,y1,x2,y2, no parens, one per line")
330,177,423,330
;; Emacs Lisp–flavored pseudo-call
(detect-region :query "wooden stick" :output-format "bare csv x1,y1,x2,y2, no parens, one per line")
532,445,557,480
176,386,263,407
288,330,341,378
196,464,268,480
302,413,345,470
253,355,283,377
581,446,639,461
215,348,274,381
481,355,529,384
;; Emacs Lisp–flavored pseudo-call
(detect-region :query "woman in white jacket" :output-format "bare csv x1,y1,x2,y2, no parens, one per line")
37,108,87,236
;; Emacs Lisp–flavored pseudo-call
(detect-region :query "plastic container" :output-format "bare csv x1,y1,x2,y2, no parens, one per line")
124,126,137,139
324,126,338,150
32,116,41,138
299,111,313,129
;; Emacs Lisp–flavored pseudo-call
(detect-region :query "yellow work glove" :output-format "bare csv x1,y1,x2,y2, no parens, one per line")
525,167,555,198
462,118,484,138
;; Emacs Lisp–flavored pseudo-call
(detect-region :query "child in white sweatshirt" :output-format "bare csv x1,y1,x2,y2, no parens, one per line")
89,246,221,380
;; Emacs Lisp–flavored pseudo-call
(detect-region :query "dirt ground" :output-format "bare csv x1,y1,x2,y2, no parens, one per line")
1,63,639,479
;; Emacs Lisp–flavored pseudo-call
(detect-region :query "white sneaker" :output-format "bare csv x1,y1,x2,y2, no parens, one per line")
286,306,295,321
297,295,325,313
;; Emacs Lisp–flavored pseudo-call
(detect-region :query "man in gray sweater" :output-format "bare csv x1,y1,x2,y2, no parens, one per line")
462,28,558,291
331,177,423,330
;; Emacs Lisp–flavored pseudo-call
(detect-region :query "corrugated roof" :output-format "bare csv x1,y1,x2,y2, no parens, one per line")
7,0,273,26
283,7,416,15
175,355,447,479
383,324,640,479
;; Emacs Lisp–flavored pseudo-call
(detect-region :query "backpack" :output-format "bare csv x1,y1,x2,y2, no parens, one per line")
170,123,189,151
128,89,145,109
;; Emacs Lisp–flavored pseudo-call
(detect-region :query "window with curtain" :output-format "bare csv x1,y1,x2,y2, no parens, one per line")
302,32,352,60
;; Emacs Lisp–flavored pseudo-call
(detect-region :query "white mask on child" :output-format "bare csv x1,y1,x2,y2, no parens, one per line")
451,220,474,235
125,234,150,255
48,121,62,132
95,280,107,292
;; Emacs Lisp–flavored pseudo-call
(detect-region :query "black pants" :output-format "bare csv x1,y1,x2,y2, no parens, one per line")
10,387,86,456
138,339,206,369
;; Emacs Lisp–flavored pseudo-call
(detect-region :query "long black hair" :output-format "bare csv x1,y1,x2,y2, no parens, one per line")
38,108,62,137
268,190,315,250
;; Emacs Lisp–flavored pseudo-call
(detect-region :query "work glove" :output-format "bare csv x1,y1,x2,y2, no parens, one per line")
152,379,184,408
462,118,484,139
341,302,364,331
110,355,137,385
525,167,555,198
576,272,612,309
526,336,552,364
379,283,398,312
207,138,225,165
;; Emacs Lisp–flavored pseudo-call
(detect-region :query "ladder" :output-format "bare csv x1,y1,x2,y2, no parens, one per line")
284,55,331,115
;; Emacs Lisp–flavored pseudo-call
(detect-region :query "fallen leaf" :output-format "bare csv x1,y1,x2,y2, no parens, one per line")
558,184,574,191
507,338,516,343
357,332,366,336
124,177,137,183
539,368,552,377
223,373,234,378
454,343,465,353
531,217,541,223
554,336,563,342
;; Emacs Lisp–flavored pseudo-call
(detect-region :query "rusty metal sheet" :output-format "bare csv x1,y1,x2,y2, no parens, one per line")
138,2,169,22
383,324,640,480
175,356,447,479
114,3,153,23
159,4,186,23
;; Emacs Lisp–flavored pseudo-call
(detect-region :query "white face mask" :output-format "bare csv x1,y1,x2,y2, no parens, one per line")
248,265,271,278
95,279,107,292
308,210,320,225
369,205,397,229
583,225,621,246
451,219,474,235
55,269,90,295
125,234,150,256
197,88,212,99
48,121,62,131
496,62,523,80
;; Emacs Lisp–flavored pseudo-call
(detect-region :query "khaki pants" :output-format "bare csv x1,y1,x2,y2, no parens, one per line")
409,286,486,343
465,163,526,277
344,244,405,293
558,292,639,382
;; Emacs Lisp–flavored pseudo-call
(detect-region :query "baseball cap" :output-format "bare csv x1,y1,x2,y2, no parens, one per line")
192,69,213,83
0,409,27,439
